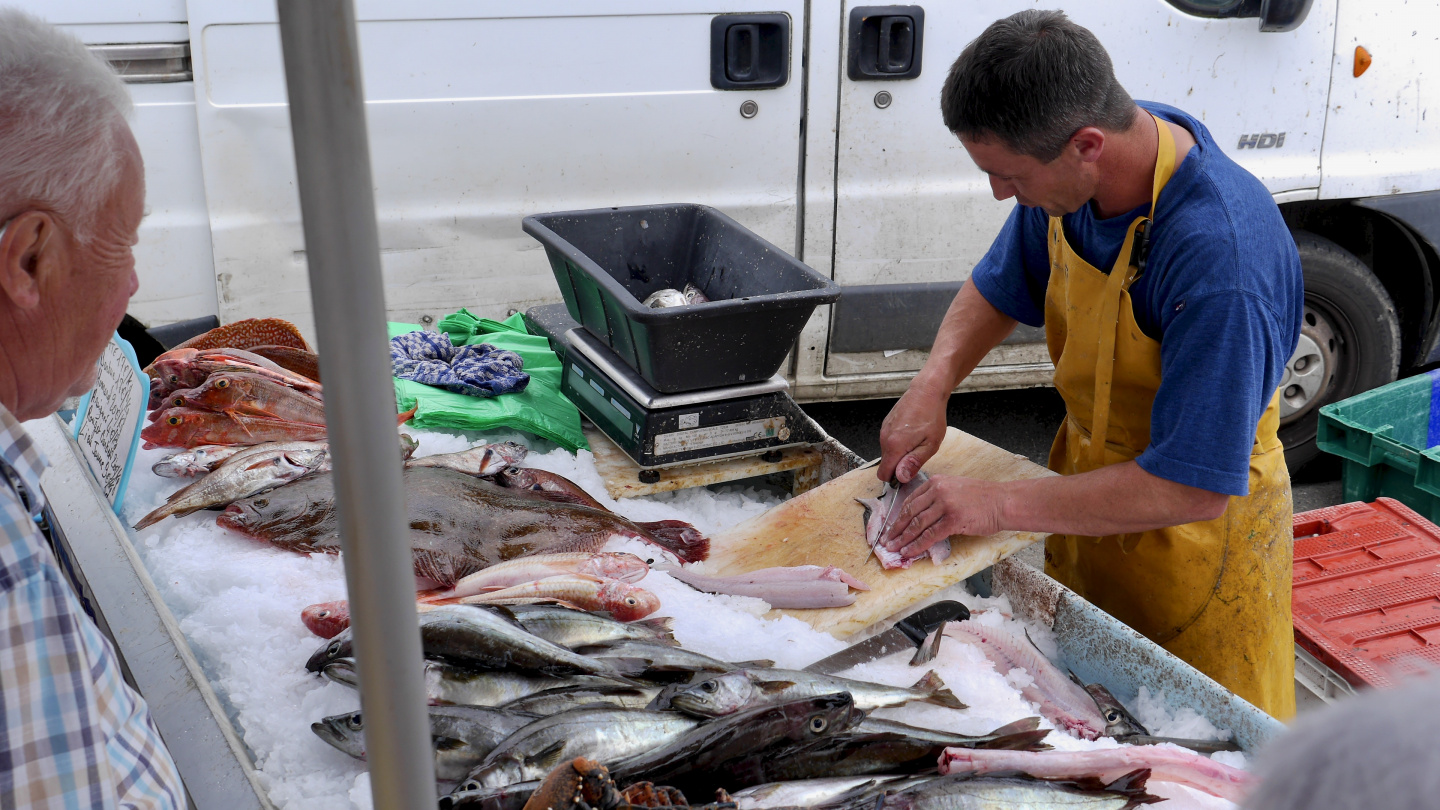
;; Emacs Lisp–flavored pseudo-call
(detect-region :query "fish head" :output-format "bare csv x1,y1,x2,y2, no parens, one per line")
787,692,857,742
586,552,651,584
152,356,206,392
1083,683,1150,738
492,442,529,467
312,710,366,758
306,629,353,672
301,600,351,638
151,451,200,478
321,658,359,688
494,466,538,489
595,580,660,622
398,433,419,460
141,408,217,449
190,372,256,407
669,669,755,717
218,485,310,536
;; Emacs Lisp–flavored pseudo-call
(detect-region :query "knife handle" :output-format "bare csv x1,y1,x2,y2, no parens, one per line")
893,600,969,646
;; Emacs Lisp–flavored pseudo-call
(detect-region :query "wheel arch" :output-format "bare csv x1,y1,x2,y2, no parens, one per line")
1279,197,1439,370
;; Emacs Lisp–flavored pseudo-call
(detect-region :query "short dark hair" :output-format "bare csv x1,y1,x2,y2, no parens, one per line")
940,10,1137,162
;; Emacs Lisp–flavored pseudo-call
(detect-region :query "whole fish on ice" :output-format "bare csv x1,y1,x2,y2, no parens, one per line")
134,442,329,529
670,667,964,715
938,745,1253,802
659,564,869,609
458,574,660,622
493,467,609,511
173,371,325,424
141,407,330,449
300,599,677,645
247,344,320,382
432,552,650,601
857,472,952,569
219,467,707,585
322,657,621,708
407,442,528,477
826,769,1162,810
151,445,245,478
311,704,537,781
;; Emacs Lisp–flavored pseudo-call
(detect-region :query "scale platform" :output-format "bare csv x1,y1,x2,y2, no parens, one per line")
558,327,823,469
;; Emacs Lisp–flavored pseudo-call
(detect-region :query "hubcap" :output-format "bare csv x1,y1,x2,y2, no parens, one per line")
1279,305,1338,421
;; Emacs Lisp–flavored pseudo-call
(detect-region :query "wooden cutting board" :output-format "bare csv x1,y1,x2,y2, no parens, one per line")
704,427,1056,638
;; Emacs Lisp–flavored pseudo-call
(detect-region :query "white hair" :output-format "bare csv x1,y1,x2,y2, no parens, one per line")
1243,674,1440,810
0,8,133,242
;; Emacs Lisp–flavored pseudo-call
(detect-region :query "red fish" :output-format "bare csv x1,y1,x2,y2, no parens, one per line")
178,372,325,424
141,408,329,449
459,574,660,622
301,600,351,639
168,317,310,354
249,345,321,382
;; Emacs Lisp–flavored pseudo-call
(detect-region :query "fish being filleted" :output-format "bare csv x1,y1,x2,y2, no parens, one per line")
659,564,868,610
938,746,1252,802
322,657,621,707
857,472,951,569
608,693,858,792
134,443,328,529
218,467,708,586
305,604,630,678
432,552,651,601
151,445,244,478
669,667,964,717
173,371,326,424
821,770,1162,810
495,683,663,715
493,467,609,511
945,620,1105,740
407,442,529,477
464,705,702,789
579,639,770,680
311,704,538,781
458,575,660,621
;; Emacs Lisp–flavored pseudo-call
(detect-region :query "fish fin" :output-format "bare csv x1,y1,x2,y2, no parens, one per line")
909,626,945,666
984,717,1043,736
523,740,568,771
634,521,710,563
732,659,775,669
978,729,1052,752
911,670,967,710
1102,769,1163,808
632,616,678,643
397,405,418,425
133,506,174,530
755,680,797,694
1066,667,1086,687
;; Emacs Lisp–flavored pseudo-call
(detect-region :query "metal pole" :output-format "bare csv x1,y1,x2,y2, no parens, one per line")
275,2,436,808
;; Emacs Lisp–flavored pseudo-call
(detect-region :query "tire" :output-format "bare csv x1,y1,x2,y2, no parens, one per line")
1278,231,1401,469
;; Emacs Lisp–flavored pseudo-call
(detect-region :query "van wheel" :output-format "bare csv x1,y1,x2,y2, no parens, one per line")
1279,232,1400,469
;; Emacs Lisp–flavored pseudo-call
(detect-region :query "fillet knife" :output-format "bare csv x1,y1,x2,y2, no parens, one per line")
803,600,970,674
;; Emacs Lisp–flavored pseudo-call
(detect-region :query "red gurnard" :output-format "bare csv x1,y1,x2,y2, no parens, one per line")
142,408,328,449
175,372,325,424
457,574,660,621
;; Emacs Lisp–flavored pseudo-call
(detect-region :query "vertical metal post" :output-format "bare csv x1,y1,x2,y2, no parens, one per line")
274,2,436,807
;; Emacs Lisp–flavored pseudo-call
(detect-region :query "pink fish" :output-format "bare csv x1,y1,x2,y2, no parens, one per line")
947,620,1106,740
659,564,870,609
457,574,660,622
427,552,650,601
857,471,952,569
939,746,1254,802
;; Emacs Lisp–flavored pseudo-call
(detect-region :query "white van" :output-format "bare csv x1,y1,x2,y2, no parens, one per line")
29,0,1440,465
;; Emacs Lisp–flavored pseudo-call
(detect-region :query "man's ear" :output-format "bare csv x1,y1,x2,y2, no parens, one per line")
0,211,60,310
1070,127,1106,165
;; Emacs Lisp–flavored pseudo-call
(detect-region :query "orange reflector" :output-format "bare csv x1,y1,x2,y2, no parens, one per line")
1354,45,1372,77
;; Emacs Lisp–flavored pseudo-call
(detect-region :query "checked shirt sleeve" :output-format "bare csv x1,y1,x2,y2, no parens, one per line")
0,493,184,809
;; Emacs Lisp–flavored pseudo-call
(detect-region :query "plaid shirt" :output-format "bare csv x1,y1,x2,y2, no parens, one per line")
0,405,184,809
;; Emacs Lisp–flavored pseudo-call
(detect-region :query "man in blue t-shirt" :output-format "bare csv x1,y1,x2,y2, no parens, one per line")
875,10,1301,717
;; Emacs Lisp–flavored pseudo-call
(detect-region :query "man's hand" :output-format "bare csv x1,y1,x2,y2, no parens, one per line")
881,474,1005,557
877,386,949,485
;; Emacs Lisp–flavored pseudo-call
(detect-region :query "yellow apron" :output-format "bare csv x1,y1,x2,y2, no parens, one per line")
1042,115,1295,718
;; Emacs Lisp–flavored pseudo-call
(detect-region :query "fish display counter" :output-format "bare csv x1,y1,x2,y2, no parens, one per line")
27,404,1282,810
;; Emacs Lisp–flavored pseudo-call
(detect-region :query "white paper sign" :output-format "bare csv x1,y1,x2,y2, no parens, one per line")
73,334,149,512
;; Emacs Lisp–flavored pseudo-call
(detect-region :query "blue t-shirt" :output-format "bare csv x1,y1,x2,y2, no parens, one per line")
971,101,1303,496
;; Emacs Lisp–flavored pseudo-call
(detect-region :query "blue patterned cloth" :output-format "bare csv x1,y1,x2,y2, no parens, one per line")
390,330,530,397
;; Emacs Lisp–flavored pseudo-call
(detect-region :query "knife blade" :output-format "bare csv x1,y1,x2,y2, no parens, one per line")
803,600,970,674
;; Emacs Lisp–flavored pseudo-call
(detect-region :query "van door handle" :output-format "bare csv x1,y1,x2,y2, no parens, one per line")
848,5,925,81
710,14,791,90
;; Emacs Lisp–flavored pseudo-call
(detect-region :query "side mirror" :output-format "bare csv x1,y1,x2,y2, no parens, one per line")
1260,0,1315,32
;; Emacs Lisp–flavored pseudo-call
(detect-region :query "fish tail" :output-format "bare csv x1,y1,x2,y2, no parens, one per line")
633,616,678,644
978,729,1052,752
397,405,418,425
985,717,1042,735
911,670,967,710
133,505,175,530
635,520,710,563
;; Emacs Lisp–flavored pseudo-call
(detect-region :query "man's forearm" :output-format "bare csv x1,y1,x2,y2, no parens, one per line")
997,460,1230,536
912,282,1019,398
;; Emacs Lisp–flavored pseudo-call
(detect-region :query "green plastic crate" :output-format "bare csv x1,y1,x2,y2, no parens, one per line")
1316,370,1440,524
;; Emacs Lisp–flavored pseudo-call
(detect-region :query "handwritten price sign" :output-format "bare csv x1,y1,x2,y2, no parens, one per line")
73,334,149,513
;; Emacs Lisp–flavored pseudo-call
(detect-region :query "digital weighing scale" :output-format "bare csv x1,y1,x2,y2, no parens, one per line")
526,304,823,472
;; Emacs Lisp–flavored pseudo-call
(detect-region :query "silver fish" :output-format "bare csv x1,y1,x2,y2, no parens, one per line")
322,658,619,707
311,704,537,781
580,639,769,678
467,706,701,789
732,777,908,810
643,288,689,308
495,684,662,715
682,283,710,305
833,770,1159,810
305,605,628,678
501,605,676,649
151,445,244,477
135,444,330,529
854,716,1050,751
408,442,528,477
670,668,964,717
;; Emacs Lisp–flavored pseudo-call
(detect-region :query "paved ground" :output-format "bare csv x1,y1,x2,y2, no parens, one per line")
800,386,1346,516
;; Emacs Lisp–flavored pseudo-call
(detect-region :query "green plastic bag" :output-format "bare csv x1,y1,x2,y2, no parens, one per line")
389,311,587,451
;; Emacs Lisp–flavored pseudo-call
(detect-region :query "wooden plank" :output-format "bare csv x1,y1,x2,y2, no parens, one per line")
586,426,823,500
704,427,1056,638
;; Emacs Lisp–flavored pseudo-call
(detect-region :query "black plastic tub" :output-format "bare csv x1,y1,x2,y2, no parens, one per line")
523,203,840,393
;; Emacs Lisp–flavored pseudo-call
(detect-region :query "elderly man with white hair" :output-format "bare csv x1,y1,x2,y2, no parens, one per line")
0,10,184,809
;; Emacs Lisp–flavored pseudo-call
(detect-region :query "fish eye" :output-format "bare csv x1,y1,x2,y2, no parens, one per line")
1106,710,1122,722
328,641,342,657
809,716,828,733
348,713,363,730
254,498,268,508
317,609,331,619
700,680,717,693
171,396,185,407
168,374,179,383
216,379,229,389
625,597,638,606
167,416,181,425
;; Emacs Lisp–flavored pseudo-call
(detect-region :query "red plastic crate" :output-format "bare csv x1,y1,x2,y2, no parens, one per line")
1292,497,1440,689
